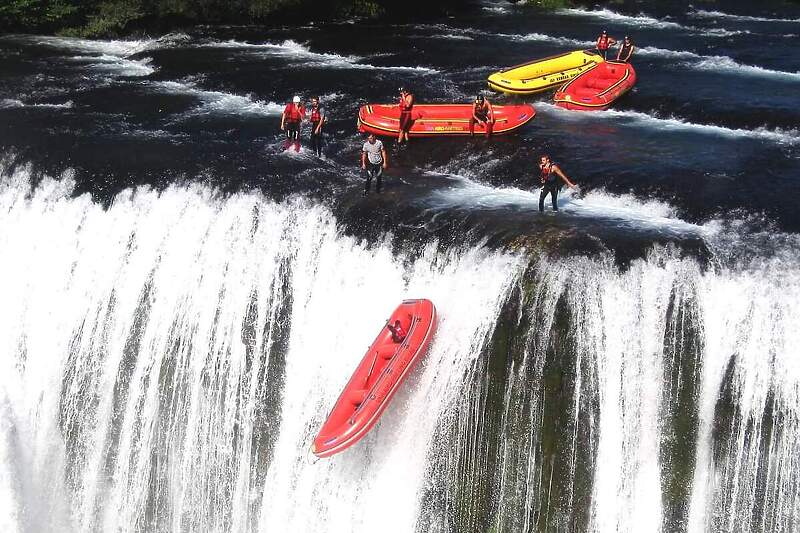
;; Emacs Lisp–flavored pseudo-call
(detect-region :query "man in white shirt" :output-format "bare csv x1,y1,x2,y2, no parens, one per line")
361,134,388,194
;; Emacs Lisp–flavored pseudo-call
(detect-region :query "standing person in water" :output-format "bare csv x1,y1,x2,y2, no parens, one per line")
361,134,388,194
281,95,305,151
469,94,494,137
595,30,617,60
397,87,414,147
616,35,635,63
538,154,577,213
308,96,326,157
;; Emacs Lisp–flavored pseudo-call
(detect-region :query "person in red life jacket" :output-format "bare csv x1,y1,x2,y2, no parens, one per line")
595,30,617,60
616,35,635,63
308,96,326,157
397,87,414,146
469,94,494,137
538,154,577,213
280,95,305,151
387,319,406,343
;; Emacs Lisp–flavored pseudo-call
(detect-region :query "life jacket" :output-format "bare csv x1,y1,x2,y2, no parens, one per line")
597,34,610,50
310,105,321,123
284,103,303,122
540,161,557,184
389,321,406,342
399,94,413,112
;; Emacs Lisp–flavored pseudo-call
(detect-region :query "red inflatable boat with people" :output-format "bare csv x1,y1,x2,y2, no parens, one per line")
311,299,437,458
553,61,636,111
357,103,535,137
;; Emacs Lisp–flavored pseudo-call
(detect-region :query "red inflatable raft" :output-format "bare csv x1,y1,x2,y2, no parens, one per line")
553,61,636,111
357,103,535,137
311,299,437,458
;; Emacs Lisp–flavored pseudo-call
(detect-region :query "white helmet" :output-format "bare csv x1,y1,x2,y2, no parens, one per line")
292,95,300,103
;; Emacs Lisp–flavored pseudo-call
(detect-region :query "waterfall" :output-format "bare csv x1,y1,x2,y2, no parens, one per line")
1,164,799,532
0,166,521,532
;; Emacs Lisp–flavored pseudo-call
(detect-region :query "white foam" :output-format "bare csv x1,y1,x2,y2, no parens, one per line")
426,175,712,236
557,7,749,36
557,8,689,30
0,99,74,109
690,8,800,24
70,54,155,77
201,39,438,73
691,55,800,81
497,32,594,48
155,81,283,117
33,35,155,56
535,102,800,146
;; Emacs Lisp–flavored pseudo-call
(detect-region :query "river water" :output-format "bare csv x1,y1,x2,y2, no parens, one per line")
1,1,799,531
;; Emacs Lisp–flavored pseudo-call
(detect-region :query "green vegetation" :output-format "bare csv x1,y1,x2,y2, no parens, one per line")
0,0,437,37
0,0,582,37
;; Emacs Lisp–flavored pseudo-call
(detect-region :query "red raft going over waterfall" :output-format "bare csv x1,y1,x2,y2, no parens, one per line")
357,103,535,137
311,299,437,458
553,61,636,111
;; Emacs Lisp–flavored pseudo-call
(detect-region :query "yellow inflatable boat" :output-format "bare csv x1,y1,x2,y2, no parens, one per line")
488,50,604,95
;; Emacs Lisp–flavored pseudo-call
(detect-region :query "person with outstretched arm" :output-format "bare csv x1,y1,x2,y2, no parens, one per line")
616,35,635,63
595,30,617,60
469,94,494,137
361,134,388,194
538,154,577,212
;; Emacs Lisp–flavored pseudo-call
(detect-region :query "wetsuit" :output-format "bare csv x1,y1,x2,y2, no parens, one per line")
617,41,635,63
539,162,560,212
363,139,385,193
469,101,493,136
399,94,414,136
309,105,325,156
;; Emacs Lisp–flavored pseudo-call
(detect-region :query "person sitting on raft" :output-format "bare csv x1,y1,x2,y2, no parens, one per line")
538,154,577,213
387,320,406,343
595,30,617,60
616,35,635,63
469,94,494,137
397,87,414,147
281,95,305,151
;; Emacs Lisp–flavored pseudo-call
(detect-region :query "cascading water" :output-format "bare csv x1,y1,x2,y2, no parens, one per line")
441,247,800,533
0,166,522,532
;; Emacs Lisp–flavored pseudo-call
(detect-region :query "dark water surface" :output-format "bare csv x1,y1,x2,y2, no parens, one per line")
1,0,799,259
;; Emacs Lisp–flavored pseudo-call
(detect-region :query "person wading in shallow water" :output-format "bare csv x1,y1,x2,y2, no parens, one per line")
281,95,305,151
538,154,577,212
361,134,388,194
397,87,414,147
469,94,494,137
308,96,326,157
616,35,635,63
595,30,617,60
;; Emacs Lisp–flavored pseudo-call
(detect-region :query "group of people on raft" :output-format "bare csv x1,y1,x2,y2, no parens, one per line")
280,31,634,211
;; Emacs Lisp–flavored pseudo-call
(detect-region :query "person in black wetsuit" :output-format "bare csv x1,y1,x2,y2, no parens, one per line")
538,154,577,212
616,36,635,63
